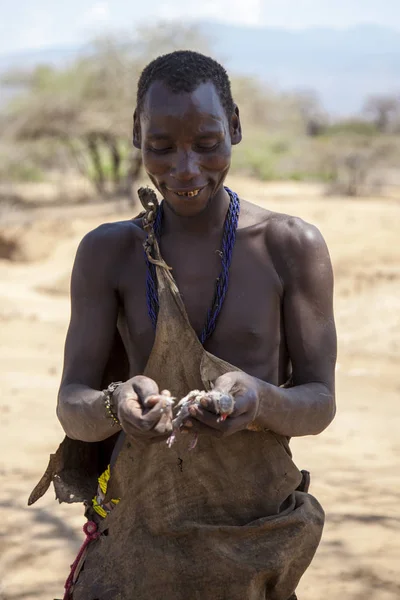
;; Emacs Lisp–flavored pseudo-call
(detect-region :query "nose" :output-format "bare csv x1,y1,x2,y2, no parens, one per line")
171,149,201,182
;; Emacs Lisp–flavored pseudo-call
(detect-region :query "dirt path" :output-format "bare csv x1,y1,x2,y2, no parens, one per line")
0,178,399,599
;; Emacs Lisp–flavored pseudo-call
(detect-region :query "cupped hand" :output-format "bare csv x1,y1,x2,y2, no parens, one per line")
182,372,261,438
112,375,174,440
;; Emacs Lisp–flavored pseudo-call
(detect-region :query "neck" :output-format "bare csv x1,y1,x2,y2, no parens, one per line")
162,186,231,235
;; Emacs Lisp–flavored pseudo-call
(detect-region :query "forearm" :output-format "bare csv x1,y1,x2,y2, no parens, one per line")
57,383,121,442
254,380,335,437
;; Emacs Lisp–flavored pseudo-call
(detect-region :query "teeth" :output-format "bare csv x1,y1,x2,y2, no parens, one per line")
176,189,200,197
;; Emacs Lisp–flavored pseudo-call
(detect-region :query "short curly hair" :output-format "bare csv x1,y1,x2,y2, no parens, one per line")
136,50,235,118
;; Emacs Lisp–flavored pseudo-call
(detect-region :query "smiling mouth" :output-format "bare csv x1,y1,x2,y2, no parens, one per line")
171,188,202,198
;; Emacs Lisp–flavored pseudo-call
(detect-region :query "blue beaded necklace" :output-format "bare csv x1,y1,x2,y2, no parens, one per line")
145,187,240,344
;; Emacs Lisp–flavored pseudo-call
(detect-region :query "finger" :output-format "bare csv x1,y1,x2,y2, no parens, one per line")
131,375,159,405
193,404,251,431
144,394,163,408
189,406,224,431
153,410,173,435
144,391,174,410
219,413,251,435
123,411,172,437
198,396,218,414
180,418,222,438
142,399,173,426
121,394,173,435
145,389,172,404
120,396,160,431
213,372,237,394
121,407,153,433
117,392,142,420
184,413,250,437
229,395,250,418
115,383,139,403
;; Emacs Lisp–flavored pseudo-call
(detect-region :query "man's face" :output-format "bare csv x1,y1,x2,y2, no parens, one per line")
134,80,241,217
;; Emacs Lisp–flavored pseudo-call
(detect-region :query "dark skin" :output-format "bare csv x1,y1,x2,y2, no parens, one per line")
57,80,337,444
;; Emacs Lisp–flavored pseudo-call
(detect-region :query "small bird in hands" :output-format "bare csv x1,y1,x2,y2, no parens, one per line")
167,389,235,449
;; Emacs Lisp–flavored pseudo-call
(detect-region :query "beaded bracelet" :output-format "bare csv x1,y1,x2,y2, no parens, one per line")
103,381,122,427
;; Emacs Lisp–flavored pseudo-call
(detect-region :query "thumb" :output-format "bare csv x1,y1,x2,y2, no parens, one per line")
130,375,159,404
212,372,238,395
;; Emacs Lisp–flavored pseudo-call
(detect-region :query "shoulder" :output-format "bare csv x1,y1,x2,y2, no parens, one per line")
72,219,146,288
238,197,326,255
238,199,332,288
237,198,271,230
267,212,326,257
266,211,332,289
76,219,145,262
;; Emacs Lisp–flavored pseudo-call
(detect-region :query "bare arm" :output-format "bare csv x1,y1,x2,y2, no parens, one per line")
253,219,337,436
57,225,122,442
57,223,174,443
189,218,337,438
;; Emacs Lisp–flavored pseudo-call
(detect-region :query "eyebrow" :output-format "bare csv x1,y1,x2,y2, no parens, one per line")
146,133,172,140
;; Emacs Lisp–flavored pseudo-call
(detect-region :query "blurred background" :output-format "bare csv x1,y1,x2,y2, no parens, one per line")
0,1,399,599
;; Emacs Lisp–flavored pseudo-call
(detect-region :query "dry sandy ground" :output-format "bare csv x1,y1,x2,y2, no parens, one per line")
0,177,399,600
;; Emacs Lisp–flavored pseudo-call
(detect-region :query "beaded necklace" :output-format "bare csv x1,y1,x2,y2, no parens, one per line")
145,187,240,344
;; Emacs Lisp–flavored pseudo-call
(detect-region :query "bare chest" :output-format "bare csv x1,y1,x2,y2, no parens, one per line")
118,228,288,384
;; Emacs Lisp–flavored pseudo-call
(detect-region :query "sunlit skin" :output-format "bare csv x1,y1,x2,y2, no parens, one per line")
57,80,337,446
133,80,242,218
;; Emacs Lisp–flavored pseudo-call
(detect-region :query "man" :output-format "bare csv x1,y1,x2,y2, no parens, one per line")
32,51,336,599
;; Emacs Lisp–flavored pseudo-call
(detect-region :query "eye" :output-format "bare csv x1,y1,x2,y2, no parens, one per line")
195,141,220,152
147,145,173,154
146,139,174,154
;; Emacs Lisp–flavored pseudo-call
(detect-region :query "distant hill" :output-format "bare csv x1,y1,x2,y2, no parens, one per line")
208,22,400,115
1,22,399,115
0,46,81,72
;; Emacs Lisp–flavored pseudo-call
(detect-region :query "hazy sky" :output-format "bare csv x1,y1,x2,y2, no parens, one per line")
1,0,400,55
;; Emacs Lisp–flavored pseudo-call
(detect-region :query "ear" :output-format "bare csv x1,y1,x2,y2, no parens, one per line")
230,104,242,145
133,109,141,149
